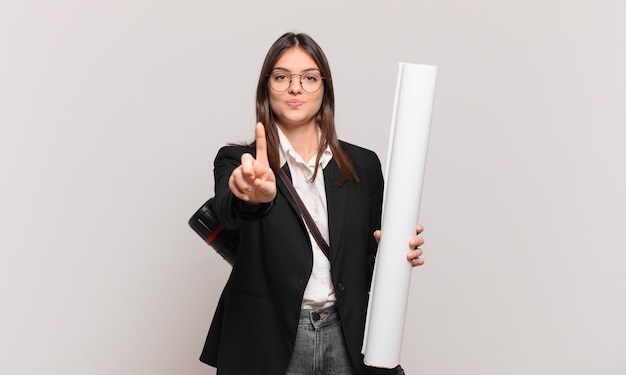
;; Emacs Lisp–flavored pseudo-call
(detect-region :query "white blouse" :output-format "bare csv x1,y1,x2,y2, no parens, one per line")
277,127,336,309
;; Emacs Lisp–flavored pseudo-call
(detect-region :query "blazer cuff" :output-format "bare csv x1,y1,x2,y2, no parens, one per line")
364,364,404,375
234,199,274,219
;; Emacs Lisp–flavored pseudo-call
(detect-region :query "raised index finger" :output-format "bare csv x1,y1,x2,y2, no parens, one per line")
255,122,269,163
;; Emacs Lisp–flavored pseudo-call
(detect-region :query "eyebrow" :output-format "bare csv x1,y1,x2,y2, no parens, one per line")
271,67,321,73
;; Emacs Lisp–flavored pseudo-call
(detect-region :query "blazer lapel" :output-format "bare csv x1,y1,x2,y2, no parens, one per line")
277,161,348,263
323,159,348,262
276,165,302,222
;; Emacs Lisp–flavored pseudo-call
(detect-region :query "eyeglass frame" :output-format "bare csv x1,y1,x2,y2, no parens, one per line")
266,69,326,93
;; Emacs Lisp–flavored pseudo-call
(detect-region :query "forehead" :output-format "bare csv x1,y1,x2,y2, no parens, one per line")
273,47,319,71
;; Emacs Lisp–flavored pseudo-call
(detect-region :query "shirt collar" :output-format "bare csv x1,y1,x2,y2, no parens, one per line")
277,126,333,169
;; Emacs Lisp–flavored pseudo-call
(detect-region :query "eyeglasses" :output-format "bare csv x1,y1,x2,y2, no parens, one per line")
267,69,325,93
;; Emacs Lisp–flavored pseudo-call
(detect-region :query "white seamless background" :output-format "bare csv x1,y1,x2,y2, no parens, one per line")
1,1,624,374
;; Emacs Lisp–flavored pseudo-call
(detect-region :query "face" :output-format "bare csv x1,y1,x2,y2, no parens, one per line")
268,47,324,131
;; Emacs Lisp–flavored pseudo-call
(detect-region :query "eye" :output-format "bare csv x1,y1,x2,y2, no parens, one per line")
271,71,289,81
303,73,320,82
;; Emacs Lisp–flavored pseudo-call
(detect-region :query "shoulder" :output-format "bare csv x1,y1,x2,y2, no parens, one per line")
216,144,255,159
338,140,381,169
214,144,255,167
337,141,383,187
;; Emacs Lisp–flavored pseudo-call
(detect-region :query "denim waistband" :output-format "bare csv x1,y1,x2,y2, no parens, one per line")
298,304,340,329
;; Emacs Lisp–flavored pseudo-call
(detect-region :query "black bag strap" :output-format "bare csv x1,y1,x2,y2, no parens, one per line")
277,166,331,260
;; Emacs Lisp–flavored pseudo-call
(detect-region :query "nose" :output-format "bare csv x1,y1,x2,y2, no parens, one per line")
288,74,303,94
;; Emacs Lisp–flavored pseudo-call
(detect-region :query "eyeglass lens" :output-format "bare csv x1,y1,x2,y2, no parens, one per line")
268,70,323,93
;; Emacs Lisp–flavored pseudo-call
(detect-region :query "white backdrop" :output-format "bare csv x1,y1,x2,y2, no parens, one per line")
1,1,624,374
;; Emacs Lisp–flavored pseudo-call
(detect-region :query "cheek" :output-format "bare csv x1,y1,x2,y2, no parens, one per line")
310,88,323,107
268,94,281,111
313,96,324,113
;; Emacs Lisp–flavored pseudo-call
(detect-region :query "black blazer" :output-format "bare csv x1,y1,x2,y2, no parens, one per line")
200,141,384,375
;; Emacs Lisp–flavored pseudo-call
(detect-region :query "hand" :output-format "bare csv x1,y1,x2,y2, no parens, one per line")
228,123,276,204
373,224,425,267
407,224,425,267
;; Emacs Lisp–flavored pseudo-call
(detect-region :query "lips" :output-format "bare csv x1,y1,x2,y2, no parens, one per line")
286,99,304,108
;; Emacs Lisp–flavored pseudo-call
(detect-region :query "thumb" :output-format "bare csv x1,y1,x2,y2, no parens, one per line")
373,230,382,244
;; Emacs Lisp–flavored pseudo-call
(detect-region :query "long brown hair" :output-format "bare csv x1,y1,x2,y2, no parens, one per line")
255,32,358,185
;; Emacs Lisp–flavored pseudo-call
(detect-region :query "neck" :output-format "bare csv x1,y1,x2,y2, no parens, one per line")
278,123,320,162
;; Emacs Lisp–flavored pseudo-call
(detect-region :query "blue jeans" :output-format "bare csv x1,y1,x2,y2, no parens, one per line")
285,304,355,375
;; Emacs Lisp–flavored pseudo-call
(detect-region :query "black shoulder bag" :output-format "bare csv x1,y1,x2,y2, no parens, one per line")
188,197,238,266
188,168,330,265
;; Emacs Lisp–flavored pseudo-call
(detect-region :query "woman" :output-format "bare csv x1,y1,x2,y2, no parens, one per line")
200,32,425,375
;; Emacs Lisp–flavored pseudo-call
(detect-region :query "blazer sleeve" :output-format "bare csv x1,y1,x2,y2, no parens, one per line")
340,141,384,281
212,145,273,229
365,149,384,280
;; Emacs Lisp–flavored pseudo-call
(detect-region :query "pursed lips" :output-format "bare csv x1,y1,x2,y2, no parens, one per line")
286,99,304,108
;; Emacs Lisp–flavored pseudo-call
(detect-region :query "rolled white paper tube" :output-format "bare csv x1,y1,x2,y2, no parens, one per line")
362,63,438,368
